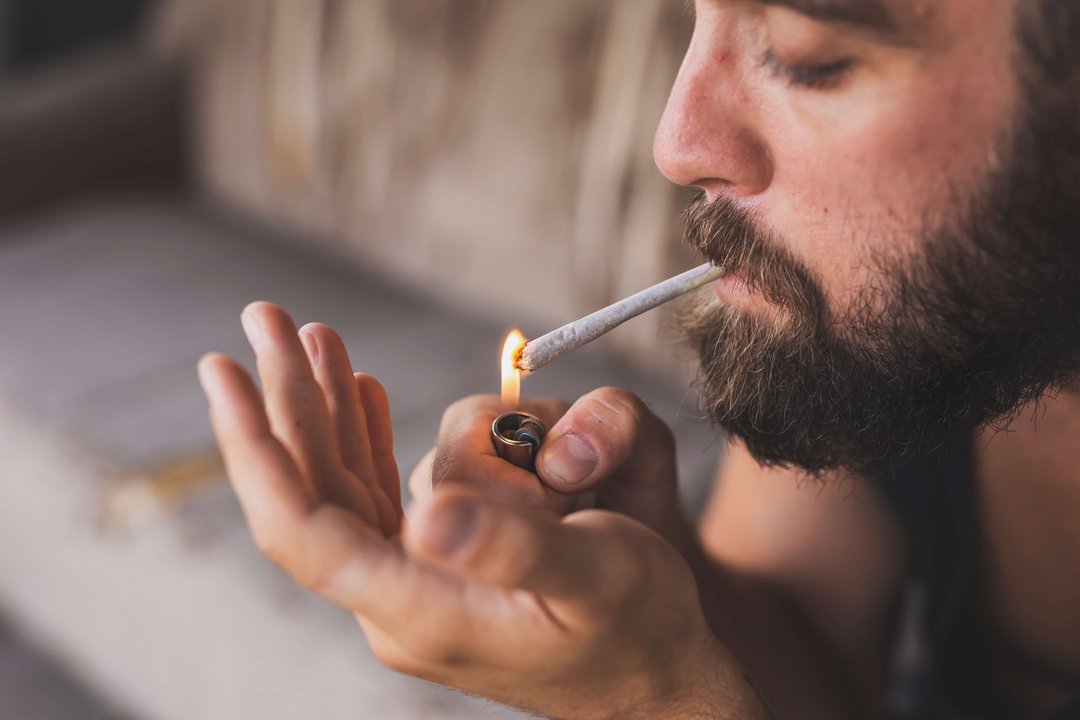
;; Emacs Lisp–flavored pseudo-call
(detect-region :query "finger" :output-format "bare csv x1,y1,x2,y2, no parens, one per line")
435,449,554,509
198,352,316,544
431,395,573,510
437,395,570,461
242,302,343,499
195,394,400,616
535,388,676,502
404,487,637,614
355,372,403,513
202,355,501,667
296,324,389,530
299,324,376,483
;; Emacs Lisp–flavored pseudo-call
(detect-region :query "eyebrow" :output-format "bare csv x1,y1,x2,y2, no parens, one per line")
758,0,903,36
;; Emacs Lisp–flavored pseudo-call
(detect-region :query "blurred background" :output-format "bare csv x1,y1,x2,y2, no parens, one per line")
0,2,728,719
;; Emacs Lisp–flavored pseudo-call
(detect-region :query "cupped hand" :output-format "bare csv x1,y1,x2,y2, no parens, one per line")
200,302,402,539
408,394,581,514
198,302,737,720
412,387,700,558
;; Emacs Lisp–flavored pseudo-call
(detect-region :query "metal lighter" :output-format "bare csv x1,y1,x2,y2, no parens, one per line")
491,411,547,471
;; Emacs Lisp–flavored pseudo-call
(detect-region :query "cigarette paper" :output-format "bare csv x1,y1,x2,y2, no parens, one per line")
516,263,722,373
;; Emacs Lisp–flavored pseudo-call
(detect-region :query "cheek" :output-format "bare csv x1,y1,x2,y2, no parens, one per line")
760,32,1016,312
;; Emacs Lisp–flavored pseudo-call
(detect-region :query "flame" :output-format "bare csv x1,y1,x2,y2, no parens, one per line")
501,330,527,409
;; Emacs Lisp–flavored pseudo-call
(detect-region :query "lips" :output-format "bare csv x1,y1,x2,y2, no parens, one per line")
716,270,756,299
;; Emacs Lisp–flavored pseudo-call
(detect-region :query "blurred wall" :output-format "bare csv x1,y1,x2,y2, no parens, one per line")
0,0,148,70
0,0,185,218
155,0,697,367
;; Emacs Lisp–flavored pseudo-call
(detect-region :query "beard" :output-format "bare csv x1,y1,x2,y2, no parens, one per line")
677,77,1080,475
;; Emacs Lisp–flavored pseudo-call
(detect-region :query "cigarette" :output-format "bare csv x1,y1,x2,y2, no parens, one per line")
516,263,723,373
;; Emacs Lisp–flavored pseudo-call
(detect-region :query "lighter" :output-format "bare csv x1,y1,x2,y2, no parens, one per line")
491,411,547,471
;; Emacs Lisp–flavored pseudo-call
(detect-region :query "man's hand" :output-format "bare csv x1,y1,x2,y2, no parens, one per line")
409,394,581,514
411,388,701,562
198,303,766,720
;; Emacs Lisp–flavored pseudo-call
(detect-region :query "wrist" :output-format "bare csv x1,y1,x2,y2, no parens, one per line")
619,635,766,720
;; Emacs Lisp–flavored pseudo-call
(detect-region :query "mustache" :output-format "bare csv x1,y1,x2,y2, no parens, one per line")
682,194,827,326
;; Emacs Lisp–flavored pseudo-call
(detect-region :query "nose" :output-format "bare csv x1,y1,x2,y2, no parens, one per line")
654,30,773,198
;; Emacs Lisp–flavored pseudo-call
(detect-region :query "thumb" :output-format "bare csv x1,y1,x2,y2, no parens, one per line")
536,387,676,493
540,386,676,493
535,388,694,548
404,487,633,607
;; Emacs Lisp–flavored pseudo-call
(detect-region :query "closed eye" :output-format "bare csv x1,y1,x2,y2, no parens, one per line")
762,48,855,89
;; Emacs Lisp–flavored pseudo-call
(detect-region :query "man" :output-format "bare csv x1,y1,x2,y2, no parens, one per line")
197,0,1080,717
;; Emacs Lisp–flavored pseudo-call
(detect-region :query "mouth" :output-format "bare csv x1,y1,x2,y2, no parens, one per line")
714,268,781,317
715,269,757,300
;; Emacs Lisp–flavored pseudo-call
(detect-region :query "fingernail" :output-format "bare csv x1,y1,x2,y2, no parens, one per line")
196,356,219,400
424,502,478,557
241,311,264,347
300,331,319,366
541,433,597,486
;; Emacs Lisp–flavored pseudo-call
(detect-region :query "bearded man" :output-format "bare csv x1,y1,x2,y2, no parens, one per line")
198,0,1080,717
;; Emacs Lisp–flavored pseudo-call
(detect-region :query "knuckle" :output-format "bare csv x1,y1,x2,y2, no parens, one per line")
439,397,470,425
585,388,674,457
373,646,414,675
581,388,647,430
253,531,291,568
407,449,435,497
297,563,336,596
432,399,497,486
440,395,494,429
369,637,421,676
430,443,461,487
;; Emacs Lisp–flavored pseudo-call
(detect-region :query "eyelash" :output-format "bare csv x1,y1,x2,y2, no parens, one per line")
762,49,854,89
